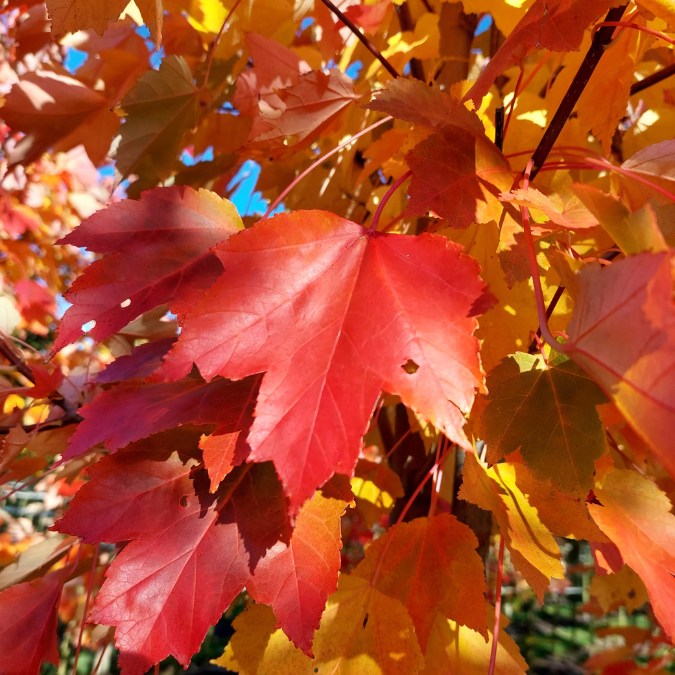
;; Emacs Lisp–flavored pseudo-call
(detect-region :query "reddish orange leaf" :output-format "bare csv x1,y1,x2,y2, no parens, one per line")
248,488,350,654
57,449,290,672
247,70,361,156
369,79,512,227
353,514,488,649
63,376,257,466
55,186,242,351
2,70,118,166
160,211,491,509
0,570,64,674
589,469,675,639
566,253,675,478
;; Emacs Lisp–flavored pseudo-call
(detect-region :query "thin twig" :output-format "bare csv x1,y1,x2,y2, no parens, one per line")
201,0,243,89
631,62,675,95
319,0,400,79
263,116,392,218
488,535,505,675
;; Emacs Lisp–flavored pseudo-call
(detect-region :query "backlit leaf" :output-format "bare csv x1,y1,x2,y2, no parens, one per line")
160,211,491,509
566,253,675,478
589,469,675,639
55,186,242,350
478,353,607,496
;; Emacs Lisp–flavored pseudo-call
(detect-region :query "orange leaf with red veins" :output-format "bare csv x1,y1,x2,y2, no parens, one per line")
406,124,513,227
247,70,361,156
159,211,491,510
465,0,615,106
63,376,257,466
589,469,675,639
55,186,242,351
2,70,119,166
620,140,675,208
566,253,675,478
248,489,350,654
368,78,485,136
0,570,65,674
56,449,291,673
352,514,488,649
368,80,513,226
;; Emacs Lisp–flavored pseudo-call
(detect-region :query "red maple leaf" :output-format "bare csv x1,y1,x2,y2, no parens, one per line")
54,186,242,352
159,211,491,509
55,447,290,673
0,570,65,674
63,377,258,480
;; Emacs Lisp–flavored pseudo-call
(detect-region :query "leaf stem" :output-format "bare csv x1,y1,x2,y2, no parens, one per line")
263,116,392,218
521,160,568,352
319,0,400,79
529,4,628,180
488,534,505,675
593,20,675,46
367,170,412,232
201,0,243,89
71,543,100,675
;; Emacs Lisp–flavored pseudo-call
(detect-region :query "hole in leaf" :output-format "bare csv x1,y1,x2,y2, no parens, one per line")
402,358,419,374
81,320,96,333
179,495,188,507
120,298,131,308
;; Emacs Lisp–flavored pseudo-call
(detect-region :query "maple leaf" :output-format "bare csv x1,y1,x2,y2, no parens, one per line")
96,337,176,383
248,487,350,653
0,570,65,674
56,447,291,673
589,469,675,639
566,252,675,478
423,610,528,675
369,79,513,227
46,0,163,41
247,70,361,155
55,186,242,351
499,186,599,230
235,34,360,156
115,55,199,189
478,353,607,496
218,579,425,674
573,184,667,254
465,0,616,106
352,513,488,649
63,375,258,495
159,210,491,509
2,70,119,166
459,454,564,599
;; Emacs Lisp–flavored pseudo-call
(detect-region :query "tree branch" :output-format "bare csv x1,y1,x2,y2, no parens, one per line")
529,4,628,180
319,0,400,79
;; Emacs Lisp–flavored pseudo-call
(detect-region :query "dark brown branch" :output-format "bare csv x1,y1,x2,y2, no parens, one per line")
319,0,400,79
529,4,628,180
0,337,35,384
0,410,82,436
630,62,675,96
